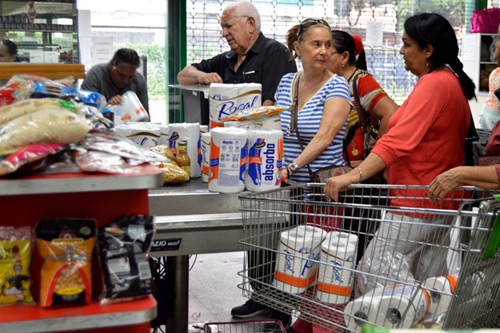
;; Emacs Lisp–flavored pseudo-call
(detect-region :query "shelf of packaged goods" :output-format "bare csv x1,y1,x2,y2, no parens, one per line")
0,296,157,333
0,165,163,332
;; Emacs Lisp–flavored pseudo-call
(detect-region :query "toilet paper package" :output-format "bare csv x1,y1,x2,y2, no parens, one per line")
114,122,161,147
274,225,327,294
168,123,201,178
224,114,281,131
246,129,283,192
423,275,457,319
121,91,149,122
208,127,248,193
159,125,169,145
209,83,261,129
201,132,211,183
317,232,358,304
344,285,430,332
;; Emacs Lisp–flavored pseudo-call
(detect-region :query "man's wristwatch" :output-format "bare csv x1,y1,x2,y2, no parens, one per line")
287,163,300,175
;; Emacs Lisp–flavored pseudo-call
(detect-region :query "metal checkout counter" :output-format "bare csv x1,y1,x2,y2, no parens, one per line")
149,178,247,333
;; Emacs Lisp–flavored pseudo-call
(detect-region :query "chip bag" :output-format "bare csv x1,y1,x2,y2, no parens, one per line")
98,215,155,304
35,218,96,307
0,226,34,305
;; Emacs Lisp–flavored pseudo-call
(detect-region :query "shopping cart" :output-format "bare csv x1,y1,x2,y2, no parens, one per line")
237,183,500,332
203,319,286,332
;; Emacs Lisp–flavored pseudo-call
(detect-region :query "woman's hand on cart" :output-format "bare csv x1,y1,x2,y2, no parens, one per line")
428,168,461,203
324,173,356,201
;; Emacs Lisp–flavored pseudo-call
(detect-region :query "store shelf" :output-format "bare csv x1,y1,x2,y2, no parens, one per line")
0,164,163,196
0,296,157,333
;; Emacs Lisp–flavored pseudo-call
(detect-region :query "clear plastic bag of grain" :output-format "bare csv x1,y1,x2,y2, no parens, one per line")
153,161,189,184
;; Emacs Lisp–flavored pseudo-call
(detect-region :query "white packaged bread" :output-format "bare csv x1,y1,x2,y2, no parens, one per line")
0,98,79,126
0,108,91,151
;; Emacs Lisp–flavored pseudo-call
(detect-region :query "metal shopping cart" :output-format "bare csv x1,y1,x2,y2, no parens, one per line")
203,319,286,332
237,183,500,332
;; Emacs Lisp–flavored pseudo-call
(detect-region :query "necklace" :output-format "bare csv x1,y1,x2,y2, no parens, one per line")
347,68,358,83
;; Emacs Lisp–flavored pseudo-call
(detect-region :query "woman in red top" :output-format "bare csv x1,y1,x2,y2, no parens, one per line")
324,13,476,283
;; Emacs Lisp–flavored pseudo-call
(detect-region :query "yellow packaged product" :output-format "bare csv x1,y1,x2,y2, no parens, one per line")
149,144,175,160
35,218,96,307
0,226,34,305
153,161,189,184
221,105,290,122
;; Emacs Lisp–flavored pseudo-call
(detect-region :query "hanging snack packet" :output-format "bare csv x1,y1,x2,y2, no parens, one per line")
35,218,96,307
98,215,155,304
0,226,34,305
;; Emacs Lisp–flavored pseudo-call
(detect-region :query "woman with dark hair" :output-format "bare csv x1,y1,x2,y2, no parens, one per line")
0,40,18,62
328,31,398,166
324,13,475,282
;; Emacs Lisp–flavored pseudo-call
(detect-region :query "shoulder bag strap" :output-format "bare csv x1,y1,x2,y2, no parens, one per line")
352,71,370,130
291,72,314,178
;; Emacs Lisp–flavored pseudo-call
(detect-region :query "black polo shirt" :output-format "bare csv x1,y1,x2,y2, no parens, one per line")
192,32,297,102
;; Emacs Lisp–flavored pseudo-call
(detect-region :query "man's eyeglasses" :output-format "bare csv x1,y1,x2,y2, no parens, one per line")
296,18,330,40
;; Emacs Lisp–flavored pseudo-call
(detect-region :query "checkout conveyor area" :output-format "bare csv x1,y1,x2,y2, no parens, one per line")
147,178,247,333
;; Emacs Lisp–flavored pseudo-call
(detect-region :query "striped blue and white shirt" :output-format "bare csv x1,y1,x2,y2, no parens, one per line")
275,72,351,183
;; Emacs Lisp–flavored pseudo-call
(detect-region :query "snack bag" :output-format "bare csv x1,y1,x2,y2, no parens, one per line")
98,215,155,304
35,218,96,307
0,226,34,305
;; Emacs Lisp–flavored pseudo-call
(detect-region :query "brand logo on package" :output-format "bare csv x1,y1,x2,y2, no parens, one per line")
151,238,182,252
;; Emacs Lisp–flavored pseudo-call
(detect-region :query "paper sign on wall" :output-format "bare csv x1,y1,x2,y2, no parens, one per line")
366,21,384,47
91,36,114,65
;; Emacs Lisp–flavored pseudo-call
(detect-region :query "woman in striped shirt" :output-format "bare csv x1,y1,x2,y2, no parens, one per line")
276,19,352,183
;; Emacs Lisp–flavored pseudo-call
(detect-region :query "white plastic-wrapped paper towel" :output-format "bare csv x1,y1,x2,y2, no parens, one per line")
159,124,169,145
114,122,161,147
274,225,326,294
201,132,211,183
168,123,201,178
344,285,430,332
246,129,283,192
209,83,261,128
423,275,457,320
224,114,281,131
317,232,358,304
208,127,248,193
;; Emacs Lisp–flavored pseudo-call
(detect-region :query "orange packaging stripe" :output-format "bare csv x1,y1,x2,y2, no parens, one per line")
274,271,317,288
210,120,224,129
445,274,458,292
316,282,352,296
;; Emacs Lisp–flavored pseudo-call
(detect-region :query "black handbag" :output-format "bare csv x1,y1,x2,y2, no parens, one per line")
290,72,352,183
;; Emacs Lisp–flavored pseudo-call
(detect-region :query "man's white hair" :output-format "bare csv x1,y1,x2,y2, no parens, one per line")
224,2,261,31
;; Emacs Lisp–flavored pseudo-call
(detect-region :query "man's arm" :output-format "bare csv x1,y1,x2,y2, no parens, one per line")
177,65,223,85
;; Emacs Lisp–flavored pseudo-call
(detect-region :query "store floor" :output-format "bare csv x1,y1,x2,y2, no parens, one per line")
188,251,272,332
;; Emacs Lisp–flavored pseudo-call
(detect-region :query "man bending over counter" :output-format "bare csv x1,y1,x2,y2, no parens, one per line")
176,2,296,106
82,48,149,114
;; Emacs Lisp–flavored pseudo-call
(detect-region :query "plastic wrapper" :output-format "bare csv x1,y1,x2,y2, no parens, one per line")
0,143,65,176
0,98,80,126
35,218,96,308
0,226,34,305
98,215,155,304
0,78,35,106
78,130,167,165
74,150,131,174
0,108,91,151
221,105,290,122
356,251,415,295
153,161,189,184
149,144,175,160
32,81,105,111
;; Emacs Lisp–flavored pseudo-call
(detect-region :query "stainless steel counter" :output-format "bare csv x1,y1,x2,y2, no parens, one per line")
148,178,247,333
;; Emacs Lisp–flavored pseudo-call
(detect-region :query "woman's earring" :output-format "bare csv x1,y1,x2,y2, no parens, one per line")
342,63,345,69
426,57,429,67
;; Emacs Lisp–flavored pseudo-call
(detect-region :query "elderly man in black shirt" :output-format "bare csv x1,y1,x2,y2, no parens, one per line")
177,2,296,106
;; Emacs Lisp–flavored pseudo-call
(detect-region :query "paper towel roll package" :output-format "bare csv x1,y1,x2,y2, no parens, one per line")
209,83,261,129
201,132,211,183
344,285,430,332
317,232,359,304
224,114,281,131
168,123,201,178
274,225,327,294
114,122,161,147
423,275,457,319
246,129,283,192
208,127,248,193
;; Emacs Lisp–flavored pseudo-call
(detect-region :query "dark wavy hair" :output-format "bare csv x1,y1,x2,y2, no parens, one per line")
330,30,367,71
111,48,140,68
404,13,476,100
